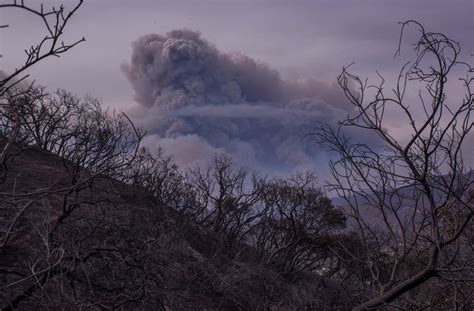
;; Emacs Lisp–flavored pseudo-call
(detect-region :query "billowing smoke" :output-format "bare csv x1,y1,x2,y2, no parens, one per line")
122,29,369,175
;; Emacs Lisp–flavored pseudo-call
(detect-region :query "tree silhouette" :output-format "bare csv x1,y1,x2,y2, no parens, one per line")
320,20,473,309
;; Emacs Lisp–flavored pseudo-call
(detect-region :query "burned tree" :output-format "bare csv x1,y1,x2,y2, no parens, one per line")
252,172,346,276
0,0,84,95
320,21,473,309
0,0,84,166
187,155,264,255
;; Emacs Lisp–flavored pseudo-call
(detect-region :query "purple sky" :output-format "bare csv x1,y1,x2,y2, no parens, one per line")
1,0,473,174
2,1,472,107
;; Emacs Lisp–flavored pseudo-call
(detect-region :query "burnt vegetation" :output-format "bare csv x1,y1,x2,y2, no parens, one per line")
0,84,351,309
1,2,473,310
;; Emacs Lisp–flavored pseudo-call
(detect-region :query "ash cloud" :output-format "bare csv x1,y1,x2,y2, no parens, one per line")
122,29,369,174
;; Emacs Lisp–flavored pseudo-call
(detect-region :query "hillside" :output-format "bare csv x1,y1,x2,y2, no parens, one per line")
0,145,351,310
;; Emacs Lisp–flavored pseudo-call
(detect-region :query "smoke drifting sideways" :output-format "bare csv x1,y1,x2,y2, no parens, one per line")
122,29,374,177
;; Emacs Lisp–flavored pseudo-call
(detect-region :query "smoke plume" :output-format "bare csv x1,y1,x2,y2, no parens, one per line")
122,29,369,175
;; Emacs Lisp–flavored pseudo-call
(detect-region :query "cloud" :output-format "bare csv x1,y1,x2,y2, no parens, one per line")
122,29,372,175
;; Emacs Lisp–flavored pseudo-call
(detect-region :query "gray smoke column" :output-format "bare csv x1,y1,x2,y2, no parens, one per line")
122,29,290,108
122,29,371,174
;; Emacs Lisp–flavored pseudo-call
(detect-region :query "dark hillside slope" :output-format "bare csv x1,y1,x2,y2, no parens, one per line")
0,146,350,310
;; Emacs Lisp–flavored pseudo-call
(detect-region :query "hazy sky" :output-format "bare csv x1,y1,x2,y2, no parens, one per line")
1,0,472,106
1,0,473,174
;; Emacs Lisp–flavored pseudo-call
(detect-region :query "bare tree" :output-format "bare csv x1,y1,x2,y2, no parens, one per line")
319,21,473,309
0,0,85,95
252,172,346,276
0,86,79,150
0,87,151,309
0,0,84,165
187,155,264,255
